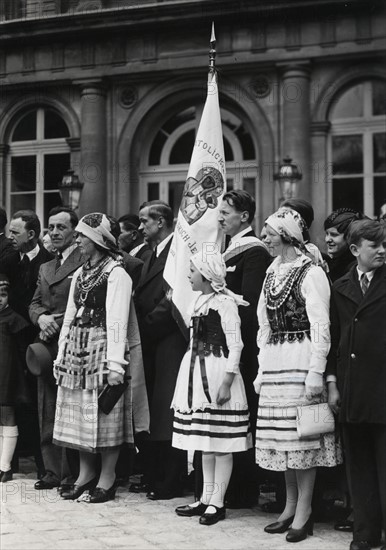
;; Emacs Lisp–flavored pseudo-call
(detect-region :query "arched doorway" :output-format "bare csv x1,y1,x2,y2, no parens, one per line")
139,104,259,220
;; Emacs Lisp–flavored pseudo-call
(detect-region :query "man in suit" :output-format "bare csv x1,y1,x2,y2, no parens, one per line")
219,190,271,508
327,219,386,550
134,200,187,500
118,213,152,263
0,207,19,278
8,209,53,478
29,206,84,490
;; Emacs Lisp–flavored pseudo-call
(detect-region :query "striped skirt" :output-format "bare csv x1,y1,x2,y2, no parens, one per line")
171,350,251,453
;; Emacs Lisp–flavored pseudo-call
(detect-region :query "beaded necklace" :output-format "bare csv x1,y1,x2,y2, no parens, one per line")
77,255,111,306
265,261,310,310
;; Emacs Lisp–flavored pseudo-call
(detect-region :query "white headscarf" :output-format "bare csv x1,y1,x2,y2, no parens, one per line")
76,213,119,253
265,207,306,250
190,251,249,307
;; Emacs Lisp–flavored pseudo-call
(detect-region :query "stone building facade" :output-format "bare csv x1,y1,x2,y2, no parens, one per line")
0,0,385,246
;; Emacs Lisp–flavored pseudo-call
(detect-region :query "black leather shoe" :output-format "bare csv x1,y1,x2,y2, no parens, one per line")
199,505,226,526
58,483,73,495
61,477,97,500
175,502,207,517
0,470,12,483
349,542,371,550
88,483,117,503
35,479,59,490
334,519,354,532
264,515,295,534
286,516,314,543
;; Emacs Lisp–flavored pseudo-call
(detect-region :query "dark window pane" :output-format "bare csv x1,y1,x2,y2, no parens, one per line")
168,181,185,220
330,84,364,119
44,192,63,227
373,133,386,173
372,81,386,116
169,130,195,164
226,179,234,191
374,176,386,216
333,177,363,212
44,154,71,190
224,137,233,161
148,182,159,201
149,131,167,166
11,156,36,192
243,177,255,198
44,110,70,139
332,135,363,174
12,111,37,141
235,127,255,160
163,107,195,135
10,194,36,213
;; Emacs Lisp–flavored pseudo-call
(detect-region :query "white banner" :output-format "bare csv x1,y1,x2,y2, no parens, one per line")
164,70,226,327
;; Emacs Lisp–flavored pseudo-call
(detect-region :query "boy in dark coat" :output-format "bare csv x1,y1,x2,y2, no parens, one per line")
327,219,386,550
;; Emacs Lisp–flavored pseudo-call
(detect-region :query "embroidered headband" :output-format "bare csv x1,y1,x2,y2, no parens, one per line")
76,213,119,253
265,207,305,248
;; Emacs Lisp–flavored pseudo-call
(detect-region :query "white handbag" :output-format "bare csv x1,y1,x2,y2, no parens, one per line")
296,403,335,439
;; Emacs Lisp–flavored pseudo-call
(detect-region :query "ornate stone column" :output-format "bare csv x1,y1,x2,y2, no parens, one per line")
278,63,311,200
77,81,107,215
310,121,331,249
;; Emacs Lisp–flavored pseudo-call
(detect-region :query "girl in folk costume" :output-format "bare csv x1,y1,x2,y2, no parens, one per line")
53,213,134,503
254,208,342,543
172,251,251,526
0,275,30,482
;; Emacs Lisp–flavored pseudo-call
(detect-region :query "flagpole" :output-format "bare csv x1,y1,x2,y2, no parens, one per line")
209,21,216,74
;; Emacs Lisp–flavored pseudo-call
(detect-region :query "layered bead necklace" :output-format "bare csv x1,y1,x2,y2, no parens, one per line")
77,255,111,306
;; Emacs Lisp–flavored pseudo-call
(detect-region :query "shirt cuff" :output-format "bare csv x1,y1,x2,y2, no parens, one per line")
107,361,125,375
326,375,337,383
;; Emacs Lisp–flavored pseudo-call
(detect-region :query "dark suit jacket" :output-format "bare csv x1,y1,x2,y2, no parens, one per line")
121,251,143,290
29,246,85,331
326,263,386,425
134,239,187,440
134,243,152,264
0,233,19,279
10,245,53,322
224,230,272,384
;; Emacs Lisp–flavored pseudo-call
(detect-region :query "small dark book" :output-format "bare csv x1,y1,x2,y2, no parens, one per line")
98,380,129,415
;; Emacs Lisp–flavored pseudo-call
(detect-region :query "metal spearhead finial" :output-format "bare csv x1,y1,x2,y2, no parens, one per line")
209,21,216,71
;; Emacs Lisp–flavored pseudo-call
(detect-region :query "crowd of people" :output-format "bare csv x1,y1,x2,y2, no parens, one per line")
0,193,385,550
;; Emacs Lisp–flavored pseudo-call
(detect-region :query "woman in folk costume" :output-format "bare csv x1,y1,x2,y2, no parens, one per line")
172,251,251,526
53,213,134,503
254,208,342,543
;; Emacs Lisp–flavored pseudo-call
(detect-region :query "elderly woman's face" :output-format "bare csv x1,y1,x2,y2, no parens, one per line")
325,227,347,258
76,232,98,258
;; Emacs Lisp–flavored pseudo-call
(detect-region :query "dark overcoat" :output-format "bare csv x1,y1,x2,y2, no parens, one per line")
134,240,187,440
326,263,386,425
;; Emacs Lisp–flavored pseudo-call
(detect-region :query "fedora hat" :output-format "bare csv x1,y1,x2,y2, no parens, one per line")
26,341,58,377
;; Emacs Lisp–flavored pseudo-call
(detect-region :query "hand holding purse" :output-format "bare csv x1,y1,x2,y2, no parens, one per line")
98,379,129,415
296,402,335,439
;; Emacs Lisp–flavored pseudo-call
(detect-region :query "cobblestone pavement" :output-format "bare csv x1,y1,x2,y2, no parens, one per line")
0,464,380,550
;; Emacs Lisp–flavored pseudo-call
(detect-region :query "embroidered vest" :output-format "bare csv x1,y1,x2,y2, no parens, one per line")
74,275,108,328
265,262,312,344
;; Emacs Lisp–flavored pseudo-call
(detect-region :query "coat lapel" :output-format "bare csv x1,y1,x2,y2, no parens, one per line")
138,241,170,288
50,247,84,285
356,264,386,313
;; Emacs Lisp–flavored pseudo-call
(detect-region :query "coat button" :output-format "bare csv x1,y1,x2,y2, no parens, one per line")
354,318,358,322
351,353,356,359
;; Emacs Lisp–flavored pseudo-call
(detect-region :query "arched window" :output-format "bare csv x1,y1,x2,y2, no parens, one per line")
141,105,258,220
329,80,386,216
7,107,71,229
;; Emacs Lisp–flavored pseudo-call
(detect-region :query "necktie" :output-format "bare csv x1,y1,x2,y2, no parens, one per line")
149,247,157,269
360,272,369,295
55,253,63,273
20,254,30,267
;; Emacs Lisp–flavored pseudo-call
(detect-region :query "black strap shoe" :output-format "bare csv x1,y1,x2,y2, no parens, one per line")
199,505,226,526
175,502,207,517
